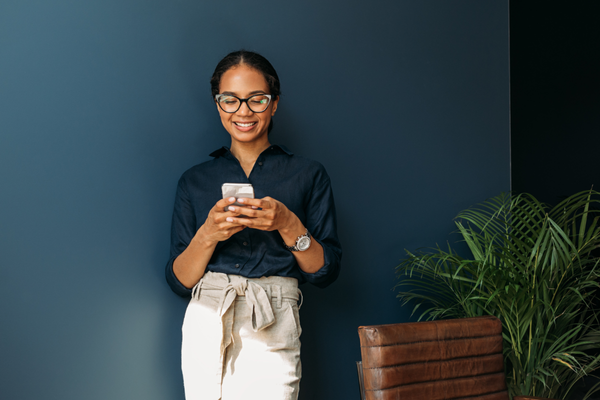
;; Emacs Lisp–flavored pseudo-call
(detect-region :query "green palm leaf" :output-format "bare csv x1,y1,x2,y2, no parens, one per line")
395,191,600,399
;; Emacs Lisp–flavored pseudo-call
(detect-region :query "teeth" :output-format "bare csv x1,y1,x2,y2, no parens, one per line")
235,122,255,127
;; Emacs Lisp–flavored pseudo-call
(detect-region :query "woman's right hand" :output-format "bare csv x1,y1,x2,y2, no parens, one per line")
174,197,250,288
196,197,249,245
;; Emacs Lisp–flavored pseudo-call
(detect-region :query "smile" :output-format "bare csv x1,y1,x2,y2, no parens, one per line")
234,122,257,127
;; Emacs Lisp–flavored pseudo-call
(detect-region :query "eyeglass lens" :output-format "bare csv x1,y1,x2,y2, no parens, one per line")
217,95,271,113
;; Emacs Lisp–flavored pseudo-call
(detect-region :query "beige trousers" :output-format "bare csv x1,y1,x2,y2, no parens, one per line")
181,271,302,400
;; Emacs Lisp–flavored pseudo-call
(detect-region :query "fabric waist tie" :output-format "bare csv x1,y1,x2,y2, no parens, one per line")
190,271,301,390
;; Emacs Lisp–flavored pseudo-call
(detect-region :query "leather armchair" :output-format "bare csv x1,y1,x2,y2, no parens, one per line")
358,316,554,400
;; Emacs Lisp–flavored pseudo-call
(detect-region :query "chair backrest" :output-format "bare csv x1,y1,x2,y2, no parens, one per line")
358,316,509,400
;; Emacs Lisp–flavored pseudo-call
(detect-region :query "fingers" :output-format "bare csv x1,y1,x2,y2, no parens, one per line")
215,198,253,216
227,216,275,231
216,212,248,227
236,197,273,209
210,223,246,242
214,206,256,227
213,196,286,232
215,196,238,210
214,215,247,232
208,197,250,229
222,204,256,214
225,224,246,235
224,205,260,218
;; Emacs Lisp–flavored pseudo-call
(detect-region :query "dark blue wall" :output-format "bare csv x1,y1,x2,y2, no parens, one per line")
0,1,509,399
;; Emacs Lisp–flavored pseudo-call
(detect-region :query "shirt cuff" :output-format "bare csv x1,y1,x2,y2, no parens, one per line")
165,256,193,297
298,237,341,288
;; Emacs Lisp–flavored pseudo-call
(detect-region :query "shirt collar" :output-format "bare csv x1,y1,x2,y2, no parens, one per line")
209,144,293,158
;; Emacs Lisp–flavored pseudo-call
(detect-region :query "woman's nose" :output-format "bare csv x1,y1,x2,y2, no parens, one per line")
236,101,253,115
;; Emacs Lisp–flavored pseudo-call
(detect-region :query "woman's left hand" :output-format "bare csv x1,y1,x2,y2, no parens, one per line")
225,196,294,232
229,196,325,274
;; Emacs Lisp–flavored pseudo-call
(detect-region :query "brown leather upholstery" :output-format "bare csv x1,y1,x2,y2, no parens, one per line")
358,316,509,400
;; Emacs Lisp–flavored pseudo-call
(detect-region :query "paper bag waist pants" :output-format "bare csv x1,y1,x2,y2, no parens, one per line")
181,271,303,400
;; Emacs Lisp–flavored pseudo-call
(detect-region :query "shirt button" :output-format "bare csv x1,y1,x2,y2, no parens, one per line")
243,242,248,246
258,162,263,166
235,264,240,268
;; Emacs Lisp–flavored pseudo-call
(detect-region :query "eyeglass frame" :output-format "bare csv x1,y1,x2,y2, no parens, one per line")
214,94,273,114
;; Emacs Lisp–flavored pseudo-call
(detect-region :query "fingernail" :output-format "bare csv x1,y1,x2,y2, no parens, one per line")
229,197,236,202
252,206,258,209
238,198,245,203
226,217,233,222
228,206,235,211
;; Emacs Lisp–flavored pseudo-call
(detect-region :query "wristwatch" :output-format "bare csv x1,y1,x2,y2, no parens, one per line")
284,229,312,252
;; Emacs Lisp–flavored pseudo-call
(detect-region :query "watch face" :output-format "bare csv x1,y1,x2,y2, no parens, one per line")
297,236,311,251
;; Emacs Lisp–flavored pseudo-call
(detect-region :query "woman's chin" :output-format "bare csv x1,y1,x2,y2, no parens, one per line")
229,128,268,144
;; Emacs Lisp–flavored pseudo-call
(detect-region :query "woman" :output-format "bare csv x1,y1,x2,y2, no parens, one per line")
165,50,342,400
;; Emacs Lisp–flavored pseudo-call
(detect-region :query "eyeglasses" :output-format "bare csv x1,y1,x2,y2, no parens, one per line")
215,94,272,113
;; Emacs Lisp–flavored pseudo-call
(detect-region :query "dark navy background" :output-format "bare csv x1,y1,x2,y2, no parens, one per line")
0,1,509,399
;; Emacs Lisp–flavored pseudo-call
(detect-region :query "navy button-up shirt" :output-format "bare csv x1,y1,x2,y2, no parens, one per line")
165,145,342,297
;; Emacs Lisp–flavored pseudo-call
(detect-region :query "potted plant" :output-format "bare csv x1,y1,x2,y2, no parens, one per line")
396,190,600,399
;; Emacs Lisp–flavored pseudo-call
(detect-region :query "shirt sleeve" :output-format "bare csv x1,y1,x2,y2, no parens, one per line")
165,176,195,297
299,165,342,288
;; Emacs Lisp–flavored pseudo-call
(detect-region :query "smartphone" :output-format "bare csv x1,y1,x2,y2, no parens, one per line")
221,183,254,206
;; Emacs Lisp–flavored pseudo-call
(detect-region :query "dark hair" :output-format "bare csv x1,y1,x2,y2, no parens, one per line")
210,50,281,133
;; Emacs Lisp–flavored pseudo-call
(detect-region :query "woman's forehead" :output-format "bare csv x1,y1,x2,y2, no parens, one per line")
219,65,269,94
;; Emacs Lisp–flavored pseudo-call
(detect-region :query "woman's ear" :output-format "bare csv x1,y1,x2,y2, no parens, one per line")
271,96,279,116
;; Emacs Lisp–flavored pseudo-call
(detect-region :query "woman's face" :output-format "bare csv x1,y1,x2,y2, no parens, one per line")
217,64,279,146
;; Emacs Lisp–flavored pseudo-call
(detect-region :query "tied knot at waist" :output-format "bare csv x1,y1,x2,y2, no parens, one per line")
228,279,248,296
221,279,274,332
192,271,301,333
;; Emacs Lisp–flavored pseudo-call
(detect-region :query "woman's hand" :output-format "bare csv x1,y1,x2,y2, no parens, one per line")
173,196,253,288
225,196,293,232
197,197,250,244
229,196,326,274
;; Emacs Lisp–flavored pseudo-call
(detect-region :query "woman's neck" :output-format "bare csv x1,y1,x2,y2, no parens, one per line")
230,139,271,177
